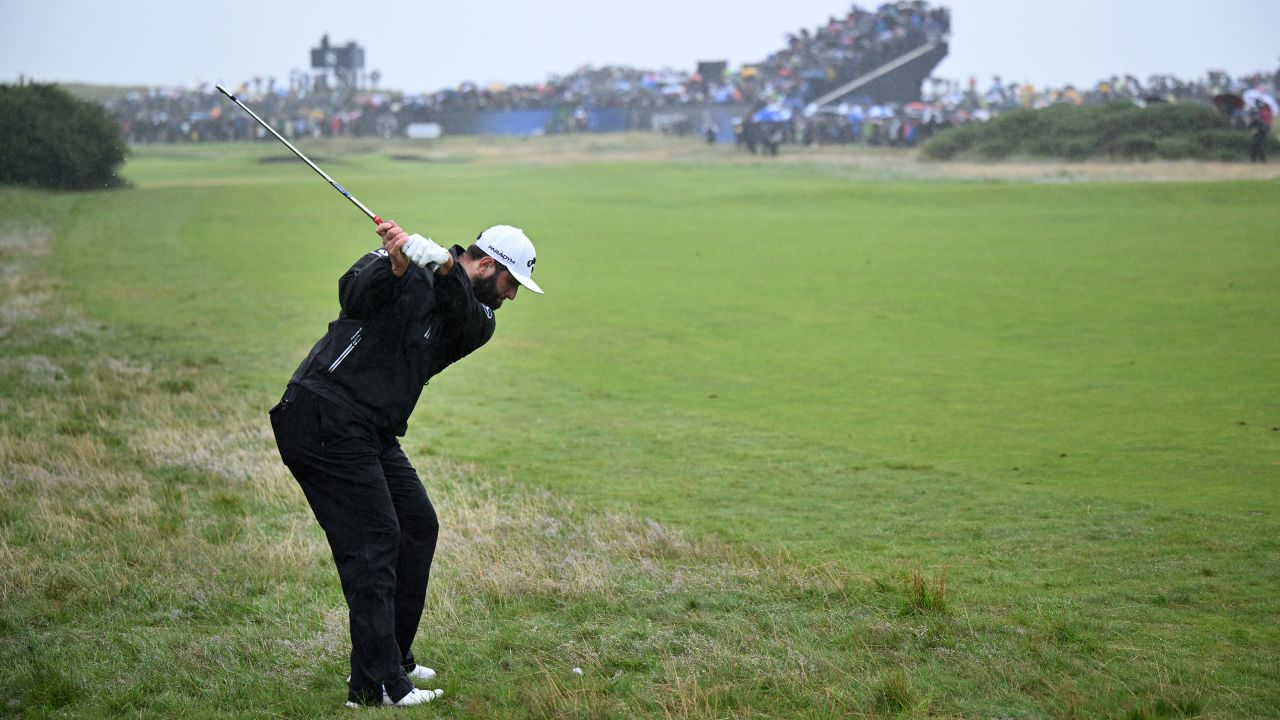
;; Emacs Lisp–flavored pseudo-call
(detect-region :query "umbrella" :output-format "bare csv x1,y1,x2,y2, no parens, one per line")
752,106,792,123
1243,88,1279,114
1212,93,1244,112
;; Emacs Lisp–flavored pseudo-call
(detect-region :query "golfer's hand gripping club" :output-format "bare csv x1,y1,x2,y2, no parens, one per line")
403,234,450,270
378,220,444,275
374,215,442,271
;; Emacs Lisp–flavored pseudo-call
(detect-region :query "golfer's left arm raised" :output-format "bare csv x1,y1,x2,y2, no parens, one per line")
432,255,496,350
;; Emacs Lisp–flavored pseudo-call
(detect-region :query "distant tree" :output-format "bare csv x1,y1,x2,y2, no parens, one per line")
0,83,129,190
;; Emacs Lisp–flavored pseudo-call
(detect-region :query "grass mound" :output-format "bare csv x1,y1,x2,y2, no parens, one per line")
922,102,1275,162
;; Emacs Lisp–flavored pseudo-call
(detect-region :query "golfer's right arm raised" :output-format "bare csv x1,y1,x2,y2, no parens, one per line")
334,221,448,318
336,246,410,319
378,221,412,277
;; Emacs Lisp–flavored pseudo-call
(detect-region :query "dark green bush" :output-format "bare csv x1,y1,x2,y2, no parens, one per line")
1193,129,1253,159
919,123,979,160
1111,133,1159,159
974,137,1018,159
1060,138,1095,160
1154,136,1196,159
922,102,1261,162
0,83,129,190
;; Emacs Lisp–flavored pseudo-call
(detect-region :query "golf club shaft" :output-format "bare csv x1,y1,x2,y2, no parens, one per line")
215,84,382,225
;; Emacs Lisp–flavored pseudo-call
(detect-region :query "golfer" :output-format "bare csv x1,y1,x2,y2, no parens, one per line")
269,220,543,707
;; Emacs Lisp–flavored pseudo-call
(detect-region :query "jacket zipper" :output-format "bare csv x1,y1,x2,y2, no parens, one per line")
328,327,363,373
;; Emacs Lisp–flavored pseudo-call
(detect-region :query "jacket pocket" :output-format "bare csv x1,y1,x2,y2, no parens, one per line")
315,395,378,460
314,319,366,375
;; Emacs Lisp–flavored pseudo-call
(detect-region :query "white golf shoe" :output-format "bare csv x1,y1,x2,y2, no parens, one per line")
345,686,444,708
406,665,437,683
346,666,436,684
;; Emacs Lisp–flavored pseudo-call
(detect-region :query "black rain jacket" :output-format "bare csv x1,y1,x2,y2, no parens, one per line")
287,244,495,437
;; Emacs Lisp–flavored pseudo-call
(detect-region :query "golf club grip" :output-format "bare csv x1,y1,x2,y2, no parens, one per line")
372,217,436,270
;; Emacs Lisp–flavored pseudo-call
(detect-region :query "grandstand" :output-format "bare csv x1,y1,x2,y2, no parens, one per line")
754,2,949,107
89,1,1274,149
100,2,951,144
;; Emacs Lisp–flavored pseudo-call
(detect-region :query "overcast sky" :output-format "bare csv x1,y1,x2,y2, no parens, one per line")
2,0,1277,93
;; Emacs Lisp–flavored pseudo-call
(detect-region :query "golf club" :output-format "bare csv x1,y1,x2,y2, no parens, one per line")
215,83,384,226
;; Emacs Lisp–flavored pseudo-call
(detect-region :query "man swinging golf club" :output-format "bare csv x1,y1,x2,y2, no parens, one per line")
270,220,544,707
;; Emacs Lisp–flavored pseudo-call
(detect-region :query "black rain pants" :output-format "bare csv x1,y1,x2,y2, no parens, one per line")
270,385,439,705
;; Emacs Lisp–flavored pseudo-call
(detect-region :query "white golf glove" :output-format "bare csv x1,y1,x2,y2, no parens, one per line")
402,234,450,269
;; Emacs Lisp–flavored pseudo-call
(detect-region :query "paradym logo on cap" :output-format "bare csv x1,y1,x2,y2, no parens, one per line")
477,225,544,294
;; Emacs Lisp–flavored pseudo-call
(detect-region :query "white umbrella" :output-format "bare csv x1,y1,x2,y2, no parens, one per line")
1243,88,1279,114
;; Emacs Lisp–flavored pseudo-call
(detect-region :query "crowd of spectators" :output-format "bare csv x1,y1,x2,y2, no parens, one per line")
94,0,1276,152
393,2,948,114
922,67,1280,115
106,76,401,144
103,2,951,143
748,2,949,106
738,66,1280,153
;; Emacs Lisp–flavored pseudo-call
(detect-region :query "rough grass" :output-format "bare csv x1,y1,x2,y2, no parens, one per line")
3,139,1279,719
3,211,1256,718
0,217,955,718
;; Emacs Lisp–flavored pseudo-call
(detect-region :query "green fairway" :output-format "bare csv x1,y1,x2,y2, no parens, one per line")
3,138,1278,718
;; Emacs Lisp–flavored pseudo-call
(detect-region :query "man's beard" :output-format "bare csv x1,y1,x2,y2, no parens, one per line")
472,272,504,310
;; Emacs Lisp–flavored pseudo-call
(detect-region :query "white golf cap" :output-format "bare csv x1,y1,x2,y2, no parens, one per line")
477,225,543,294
